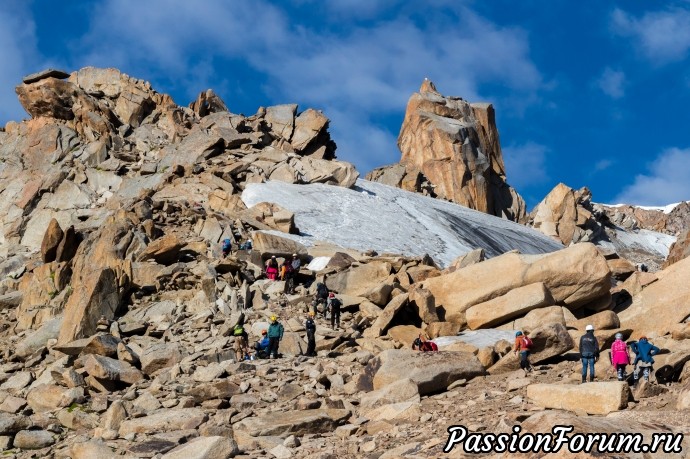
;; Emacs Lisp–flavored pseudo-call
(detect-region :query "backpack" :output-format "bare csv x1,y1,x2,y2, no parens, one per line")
329,298,341,310
522,336,534,350
316,283,328,298
222,239,232,251
422,341,438,352
233,325,244,336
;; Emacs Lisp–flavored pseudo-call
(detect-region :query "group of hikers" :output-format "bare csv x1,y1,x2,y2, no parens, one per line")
264,254,301,294
515,324,659,384
223,241,662,384
409,324,659,385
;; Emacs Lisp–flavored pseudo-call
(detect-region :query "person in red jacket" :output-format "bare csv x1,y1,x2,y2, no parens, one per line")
514,331,534,374
412,334,438,352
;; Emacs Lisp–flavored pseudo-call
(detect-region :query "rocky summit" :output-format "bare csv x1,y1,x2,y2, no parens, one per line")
0,68,689,459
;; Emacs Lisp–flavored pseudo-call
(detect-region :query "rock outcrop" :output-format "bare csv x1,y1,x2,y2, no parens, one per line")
366,80,526,222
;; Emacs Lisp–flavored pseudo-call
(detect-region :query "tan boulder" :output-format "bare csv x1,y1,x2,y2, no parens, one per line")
499,306,566,334
443,248,485,274
41,218,63,263
526,382,631,415
251,231,307,258
619,255,690,337
490,323,574,373
367,293,409,337
387,325,422,346
408,287,439,324
530,183,585,245
362,349,485,395
607,257,636,281
394,80,526,221
466,282,554,329
17,261,70,330
118,408,208,436
234,409,350,438
162,436,239,459
77,354,143,385
359,378,420,409
426,322,462,339
423,243,610,322
664,229,690,268
326,261,392,297
571,310,620,331
26,384,84,414
137,233,185,265
58,211,135,344
291,108,329,153
242,202,297,234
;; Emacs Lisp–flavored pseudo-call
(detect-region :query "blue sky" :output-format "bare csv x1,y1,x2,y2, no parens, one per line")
2,1,690,209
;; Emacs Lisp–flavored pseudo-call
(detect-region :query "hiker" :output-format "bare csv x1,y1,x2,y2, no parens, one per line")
305,311,317,356
513,331,533,374
267,315,284,359
232,322,248,361
286,253,300,294
239,239,253,251
609,332,630,381
312,281,329,315
254,330,270,359
580,324,600,383
631,336,660,384
265,256,279,280
282,255,296,294
412,334,438,352
222,238,232,257
328,292,342,329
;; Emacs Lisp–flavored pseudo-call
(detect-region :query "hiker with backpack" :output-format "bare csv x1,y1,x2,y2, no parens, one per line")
412,334,438,352
305,311,317,357
631,336,660,384
327,292,342,329
265,255,279,280
312,281,329,315
267,315,284,359
580,324,600,383
232,322,248,361
609,332,631,381
513,331,533,374
282,254,298,294
222,238,232,257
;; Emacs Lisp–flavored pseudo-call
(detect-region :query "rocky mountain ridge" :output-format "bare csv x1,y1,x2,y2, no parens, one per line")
0,67,689,458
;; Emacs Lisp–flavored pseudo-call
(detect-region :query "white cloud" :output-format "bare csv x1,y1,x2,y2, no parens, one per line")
0,5,40,124
596,68,626,99
73,1,542,171
502,142,549,190
615,147,690,206
612,7,690,64
593,159,614,173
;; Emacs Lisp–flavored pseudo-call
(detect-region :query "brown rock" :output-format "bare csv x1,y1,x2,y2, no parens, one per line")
393,80,526,221
571,310,620,331
78,354,143,385
41,218,63,263
526,382,631,415
363,349,485,395
423,243,610,322
665,229,690,268
619,255,690,337
326,261,392,297
118,408,208,436
466,282,554,329
234,409,350,437
367,293,409,336
138,234,185,265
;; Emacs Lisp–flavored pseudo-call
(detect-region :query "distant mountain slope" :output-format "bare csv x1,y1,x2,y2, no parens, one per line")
242,179,563,267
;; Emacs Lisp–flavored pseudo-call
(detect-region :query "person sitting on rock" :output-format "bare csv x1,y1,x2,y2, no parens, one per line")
265,255,279,280
412,334,438,352
631,336,660,384
267,315,284,359
609,332,630,381
254,330,270,359
513,331,534,374
579,325,600,383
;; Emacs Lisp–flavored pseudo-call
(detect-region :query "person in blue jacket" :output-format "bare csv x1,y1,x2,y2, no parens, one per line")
254,330,270,358
630,336,660,384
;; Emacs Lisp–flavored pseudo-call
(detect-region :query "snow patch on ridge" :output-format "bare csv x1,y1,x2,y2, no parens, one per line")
603,202,682,214
242,179,563,267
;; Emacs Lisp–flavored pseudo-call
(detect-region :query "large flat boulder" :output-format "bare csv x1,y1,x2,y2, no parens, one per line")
326,261,392,297
422,243,610,322
233,409,350,438
361,349,485,395
161,436,239,459
619,255,690,337
466,282,554,329
118,408,208,436
526,382,631,415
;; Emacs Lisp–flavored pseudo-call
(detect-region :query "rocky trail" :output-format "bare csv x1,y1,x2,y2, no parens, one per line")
1,68,690,458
